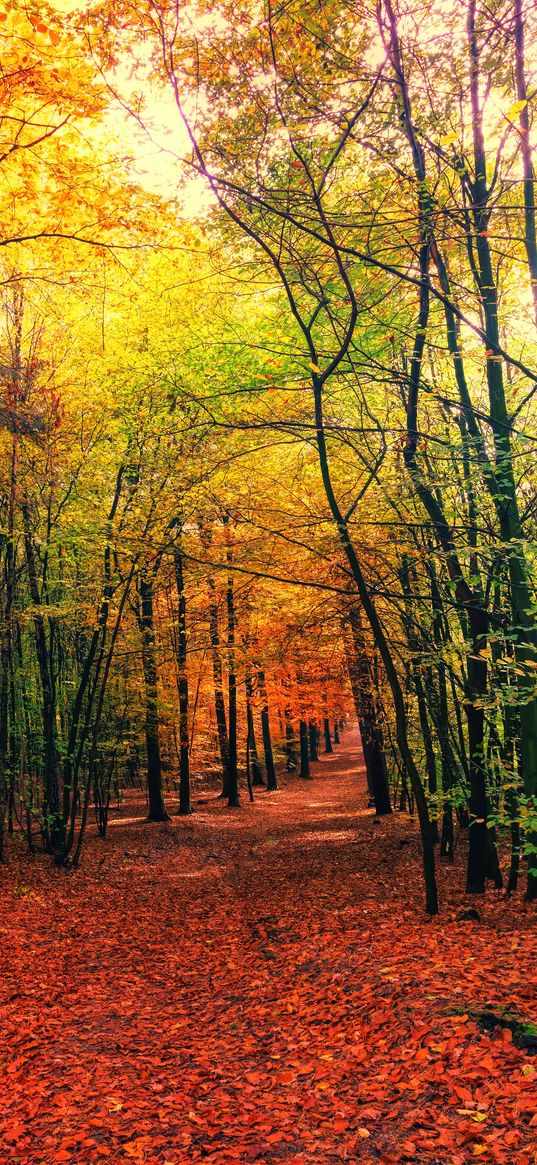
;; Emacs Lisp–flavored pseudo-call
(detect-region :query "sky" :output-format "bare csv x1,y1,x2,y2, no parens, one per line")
51,0,213,215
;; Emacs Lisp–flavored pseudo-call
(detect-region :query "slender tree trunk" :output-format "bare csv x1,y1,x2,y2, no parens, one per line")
344,612,392,816
258,669,277,790
399,557,439,842
246,673,264,786
323,717,333,754
282,674,297,770
427,567,458,858
245,714,254,803
309,721,319,762
299,719,311,779
0,441,17,859
464,615,488,893
284,705,297,770
139,572,170,822
173,539,191,816
225,527,239,807
22,500,62,852
504,701,521,894
208,578,229,798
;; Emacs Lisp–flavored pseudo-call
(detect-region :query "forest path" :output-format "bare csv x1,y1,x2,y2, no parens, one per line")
1,727,536,1165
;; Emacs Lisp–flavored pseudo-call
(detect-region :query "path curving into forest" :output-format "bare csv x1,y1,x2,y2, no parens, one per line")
1,727,536,1164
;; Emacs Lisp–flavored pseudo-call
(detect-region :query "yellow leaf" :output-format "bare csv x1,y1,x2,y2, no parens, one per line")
440,132,458,146
357,1128,371,1139
507,99,527,120
310,362,320,373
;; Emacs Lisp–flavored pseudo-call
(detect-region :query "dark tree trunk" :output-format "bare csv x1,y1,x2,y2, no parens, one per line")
323,718,333,754
246,673,264,786
139,572,170,822
284,705,297,770
299,719,311,779
504,702,521,893
308,721,319,762
0,442,17,859
399,556,439,842
485,800,503,888
225,528,239,808
465,608,488,893
173,539,191,816
414,672,439,842
427,569,458,860
344,610,392,816
23,500,62,851
258,669,277,790
208,579,229,798
333,721,340,745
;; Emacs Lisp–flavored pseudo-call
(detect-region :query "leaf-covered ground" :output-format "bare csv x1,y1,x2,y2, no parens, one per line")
1,728,536,1165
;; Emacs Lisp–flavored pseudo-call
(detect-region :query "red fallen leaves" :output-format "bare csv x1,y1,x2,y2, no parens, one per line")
0,728,536,1165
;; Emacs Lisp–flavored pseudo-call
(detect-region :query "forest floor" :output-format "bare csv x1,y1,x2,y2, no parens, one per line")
1,728,536,1165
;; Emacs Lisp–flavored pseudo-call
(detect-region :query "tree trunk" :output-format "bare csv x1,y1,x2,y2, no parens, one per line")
308,721,319,762
225,526,239,808
208,579,229,798
139,572,170,822
299,719,311,779
344,612,392,816
258,669,277,790
464,615,488,893
0,441,17,859
246,673,264,786
174,539,191,816
23,500,62,852
284,705,297,770
323,718,333,754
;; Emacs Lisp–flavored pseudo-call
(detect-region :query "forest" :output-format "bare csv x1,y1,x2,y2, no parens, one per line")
1,0,537,1162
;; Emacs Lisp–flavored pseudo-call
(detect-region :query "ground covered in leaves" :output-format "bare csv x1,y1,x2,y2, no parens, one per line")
1,728,536,1164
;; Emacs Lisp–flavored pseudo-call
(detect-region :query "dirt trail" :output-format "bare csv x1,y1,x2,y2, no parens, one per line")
1,727,536,1164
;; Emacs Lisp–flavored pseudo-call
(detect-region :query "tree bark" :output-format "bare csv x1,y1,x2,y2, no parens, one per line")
208,578,229,798
225,523,239,807
258,669,277,790
246,672,264,786
299,719,311,779
323,718,333,754
139,571,170,822
309,721,319,762
344,611,392,816
174,538,191,815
